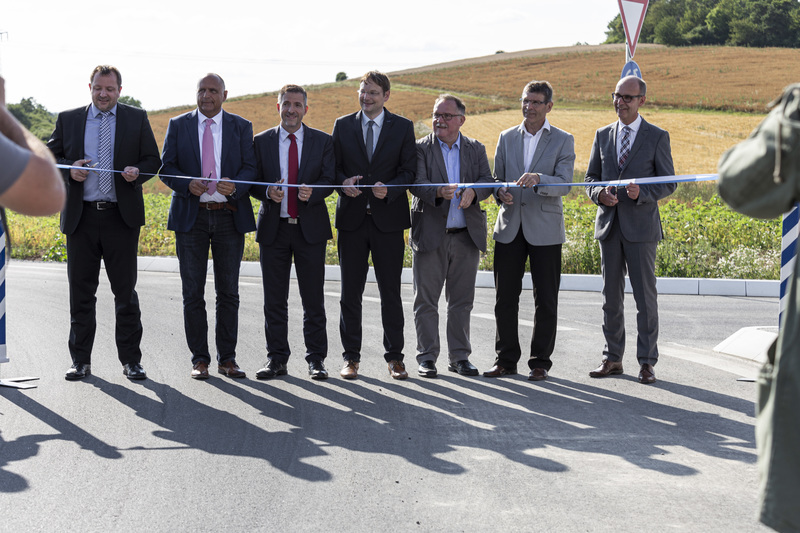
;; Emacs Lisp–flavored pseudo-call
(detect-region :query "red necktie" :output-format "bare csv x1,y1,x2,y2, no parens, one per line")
288,133,298,218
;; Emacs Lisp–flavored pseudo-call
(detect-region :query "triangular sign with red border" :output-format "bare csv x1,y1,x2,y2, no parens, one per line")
618,0,649,58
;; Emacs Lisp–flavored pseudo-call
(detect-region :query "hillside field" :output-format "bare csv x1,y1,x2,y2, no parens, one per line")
144,45,793,193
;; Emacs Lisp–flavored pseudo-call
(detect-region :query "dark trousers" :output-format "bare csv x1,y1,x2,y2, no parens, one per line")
337,214,405,362
259,219,327,364
66,205,142,366
493,229,561,371
175,208,244,366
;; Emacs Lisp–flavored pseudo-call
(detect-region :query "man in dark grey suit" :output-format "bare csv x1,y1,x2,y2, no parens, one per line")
483,81,575,382
251,85,335,381
411,94,494,378
584,75,676,384
48,65,161,381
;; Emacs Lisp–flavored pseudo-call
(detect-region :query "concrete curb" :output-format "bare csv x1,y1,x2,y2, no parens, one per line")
137,256,779,297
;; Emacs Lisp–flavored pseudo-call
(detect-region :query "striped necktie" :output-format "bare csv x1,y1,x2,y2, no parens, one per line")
98,111,113,194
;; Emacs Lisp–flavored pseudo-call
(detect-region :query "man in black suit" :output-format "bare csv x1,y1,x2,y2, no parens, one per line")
160,73,257,380
251,84,335,381
332,71,416,380
47,65,161,381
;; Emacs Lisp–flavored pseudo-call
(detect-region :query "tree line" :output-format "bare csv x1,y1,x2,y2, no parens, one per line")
604,0,800,48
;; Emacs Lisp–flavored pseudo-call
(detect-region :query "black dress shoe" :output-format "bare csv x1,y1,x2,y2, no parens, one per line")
123,363,147,380
256,360,288,379
482,363,516,377
308,360,328,380
638,364,656,384
65,363,91,381
448,360,479,376
418,360,437,378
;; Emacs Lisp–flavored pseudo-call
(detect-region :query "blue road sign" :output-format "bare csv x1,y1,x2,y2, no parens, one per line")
621,60,642,79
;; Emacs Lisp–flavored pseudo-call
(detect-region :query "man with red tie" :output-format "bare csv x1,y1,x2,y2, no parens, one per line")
251,85,335,380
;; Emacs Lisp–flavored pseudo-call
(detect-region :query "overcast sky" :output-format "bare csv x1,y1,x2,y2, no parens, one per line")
1,0,622,112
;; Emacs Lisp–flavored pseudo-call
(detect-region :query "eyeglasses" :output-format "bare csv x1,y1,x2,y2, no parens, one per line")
520,98,548,107
432,113,463,121
612,93,643,103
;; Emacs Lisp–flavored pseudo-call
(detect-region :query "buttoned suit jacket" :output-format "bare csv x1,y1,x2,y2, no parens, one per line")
584,118,676,242
251,124,335,245
47,103,161,235
332,109,416,233
159,109,257,234
411,133,494,253
492,123,575,246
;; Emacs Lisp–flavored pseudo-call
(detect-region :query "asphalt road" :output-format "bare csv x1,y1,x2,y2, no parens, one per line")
1,261,778,532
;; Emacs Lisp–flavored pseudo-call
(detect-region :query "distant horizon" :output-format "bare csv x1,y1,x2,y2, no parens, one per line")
1,0,621,112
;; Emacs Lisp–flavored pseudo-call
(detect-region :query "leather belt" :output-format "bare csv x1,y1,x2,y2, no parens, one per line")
280,217,299,225
445,227,467,234
198,202,237,212
84,201,117,210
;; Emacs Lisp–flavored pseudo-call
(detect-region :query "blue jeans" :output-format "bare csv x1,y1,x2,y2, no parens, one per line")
175,208,244,366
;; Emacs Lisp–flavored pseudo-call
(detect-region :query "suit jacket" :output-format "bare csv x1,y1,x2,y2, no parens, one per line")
47,103,161,234
159,109,257,234
411,133,494,253
251,124,335,245
584,117,675,242
332,109,416,233
493,123,575,246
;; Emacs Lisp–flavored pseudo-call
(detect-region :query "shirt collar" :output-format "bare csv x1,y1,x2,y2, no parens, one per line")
90,103,118,118
280,124,304,142
436,132,461,151
618,114,643,133
519,118,551,137
362,109,385,128
198,109,224,125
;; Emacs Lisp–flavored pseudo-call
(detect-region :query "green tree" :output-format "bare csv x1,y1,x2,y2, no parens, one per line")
119,95,142,108
335,72,347,82
7,98,55,142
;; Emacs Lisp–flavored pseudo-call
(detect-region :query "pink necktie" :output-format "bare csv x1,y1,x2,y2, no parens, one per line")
202,118,217,195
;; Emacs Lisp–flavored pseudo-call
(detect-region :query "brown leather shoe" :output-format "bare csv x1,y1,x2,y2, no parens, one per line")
340,360,359,380
191,361,210,380
638,364,656,384
528,368,548,381
218,360,246,378
388,360,408,380
483,363,517,377
589,359,623,378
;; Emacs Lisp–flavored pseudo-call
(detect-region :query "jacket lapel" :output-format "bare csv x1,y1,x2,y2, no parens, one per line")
528,129,550,172
353,111,369,162
623,119,649,173
188,110,201,171
430,134,448,184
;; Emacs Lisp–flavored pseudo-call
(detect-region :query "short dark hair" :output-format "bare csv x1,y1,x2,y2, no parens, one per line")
90,65,122,87
278,84,307,106
360,71,391,93
522,80,554,103
434,93,466,115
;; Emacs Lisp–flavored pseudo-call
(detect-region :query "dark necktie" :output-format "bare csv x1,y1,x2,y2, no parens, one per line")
618,125,632,171
98,111,113,194
366,120,375,162
288,133,298,218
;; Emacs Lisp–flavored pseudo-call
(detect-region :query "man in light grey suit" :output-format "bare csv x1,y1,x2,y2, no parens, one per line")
411,94,494,378
484,81,575,382
584,75,676,384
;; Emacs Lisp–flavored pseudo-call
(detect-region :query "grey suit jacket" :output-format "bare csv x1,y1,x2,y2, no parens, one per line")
584,118,676,242
493,123,575,246
411,133,494,253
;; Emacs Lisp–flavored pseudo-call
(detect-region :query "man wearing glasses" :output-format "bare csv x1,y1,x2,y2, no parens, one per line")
584,75,675,384
332,71,416,380
484,81,575,382
410,94,494,378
